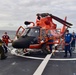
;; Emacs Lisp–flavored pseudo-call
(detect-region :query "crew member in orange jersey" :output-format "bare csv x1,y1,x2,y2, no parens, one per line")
2,32,10,46
2,32,11,53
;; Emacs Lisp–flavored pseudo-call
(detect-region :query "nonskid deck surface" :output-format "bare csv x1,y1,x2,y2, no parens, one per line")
0,48,76,75
42,60,76,75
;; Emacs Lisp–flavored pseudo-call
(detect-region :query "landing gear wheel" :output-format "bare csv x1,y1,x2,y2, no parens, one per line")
41,44,51,54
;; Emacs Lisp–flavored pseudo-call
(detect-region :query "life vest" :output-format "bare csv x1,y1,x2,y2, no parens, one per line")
2,35,9,46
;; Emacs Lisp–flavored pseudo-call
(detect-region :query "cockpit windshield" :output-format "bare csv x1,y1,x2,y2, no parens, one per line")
24,28,40,37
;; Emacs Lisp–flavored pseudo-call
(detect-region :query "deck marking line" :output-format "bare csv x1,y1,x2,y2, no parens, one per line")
33,50,55,75
12,49,76,61
50,58,76,61
17,54,76,61
15,54,44,60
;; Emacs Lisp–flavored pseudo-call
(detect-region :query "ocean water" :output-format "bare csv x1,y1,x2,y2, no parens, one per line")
0,30,16,40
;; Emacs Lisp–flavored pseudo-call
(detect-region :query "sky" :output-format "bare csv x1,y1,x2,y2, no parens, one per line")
0,0,76,32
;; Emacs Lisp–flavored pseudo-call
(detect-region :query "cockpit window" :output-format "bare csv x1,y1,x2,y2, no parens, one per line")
24,28,40,37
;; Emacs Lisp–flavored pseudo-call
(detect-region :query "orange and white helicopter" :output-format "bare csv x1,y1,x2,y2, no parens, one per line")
11,13,72,55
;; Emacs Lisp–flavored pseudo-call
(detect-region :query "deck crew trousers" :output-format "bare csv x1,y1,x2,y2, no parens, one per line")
65,44,72,57
0,45,6,60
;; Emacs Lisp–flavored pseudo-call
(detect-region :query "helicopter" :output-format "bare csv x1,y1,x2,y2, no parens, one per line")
12,13,72,55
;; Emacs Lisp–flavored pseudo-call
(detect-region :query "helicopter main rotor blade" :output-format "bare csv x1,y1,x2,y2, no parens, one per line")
38,13,72,27
49,14,72,26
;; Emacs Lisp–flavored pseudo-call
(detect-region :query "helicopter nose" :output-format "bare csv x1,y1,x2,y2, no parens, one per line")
12,36,34,48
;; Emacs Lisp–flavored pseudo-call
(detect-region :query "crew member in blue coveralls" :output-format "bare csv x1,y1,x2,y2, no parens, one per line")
71,32,76,51
64,30,73,58
47,31,53,53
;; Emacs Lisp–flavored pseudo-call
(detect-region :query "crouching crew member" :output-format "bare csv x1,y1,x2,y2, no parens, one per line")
64,30,73,58
0,39,7,60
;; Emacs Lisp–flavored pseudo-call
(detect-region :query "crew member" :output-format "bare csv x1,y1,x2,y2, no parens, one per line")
2,32,10,46
47,31,53,53
64,30,73,57
71,32,76,51
2,32,11,53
